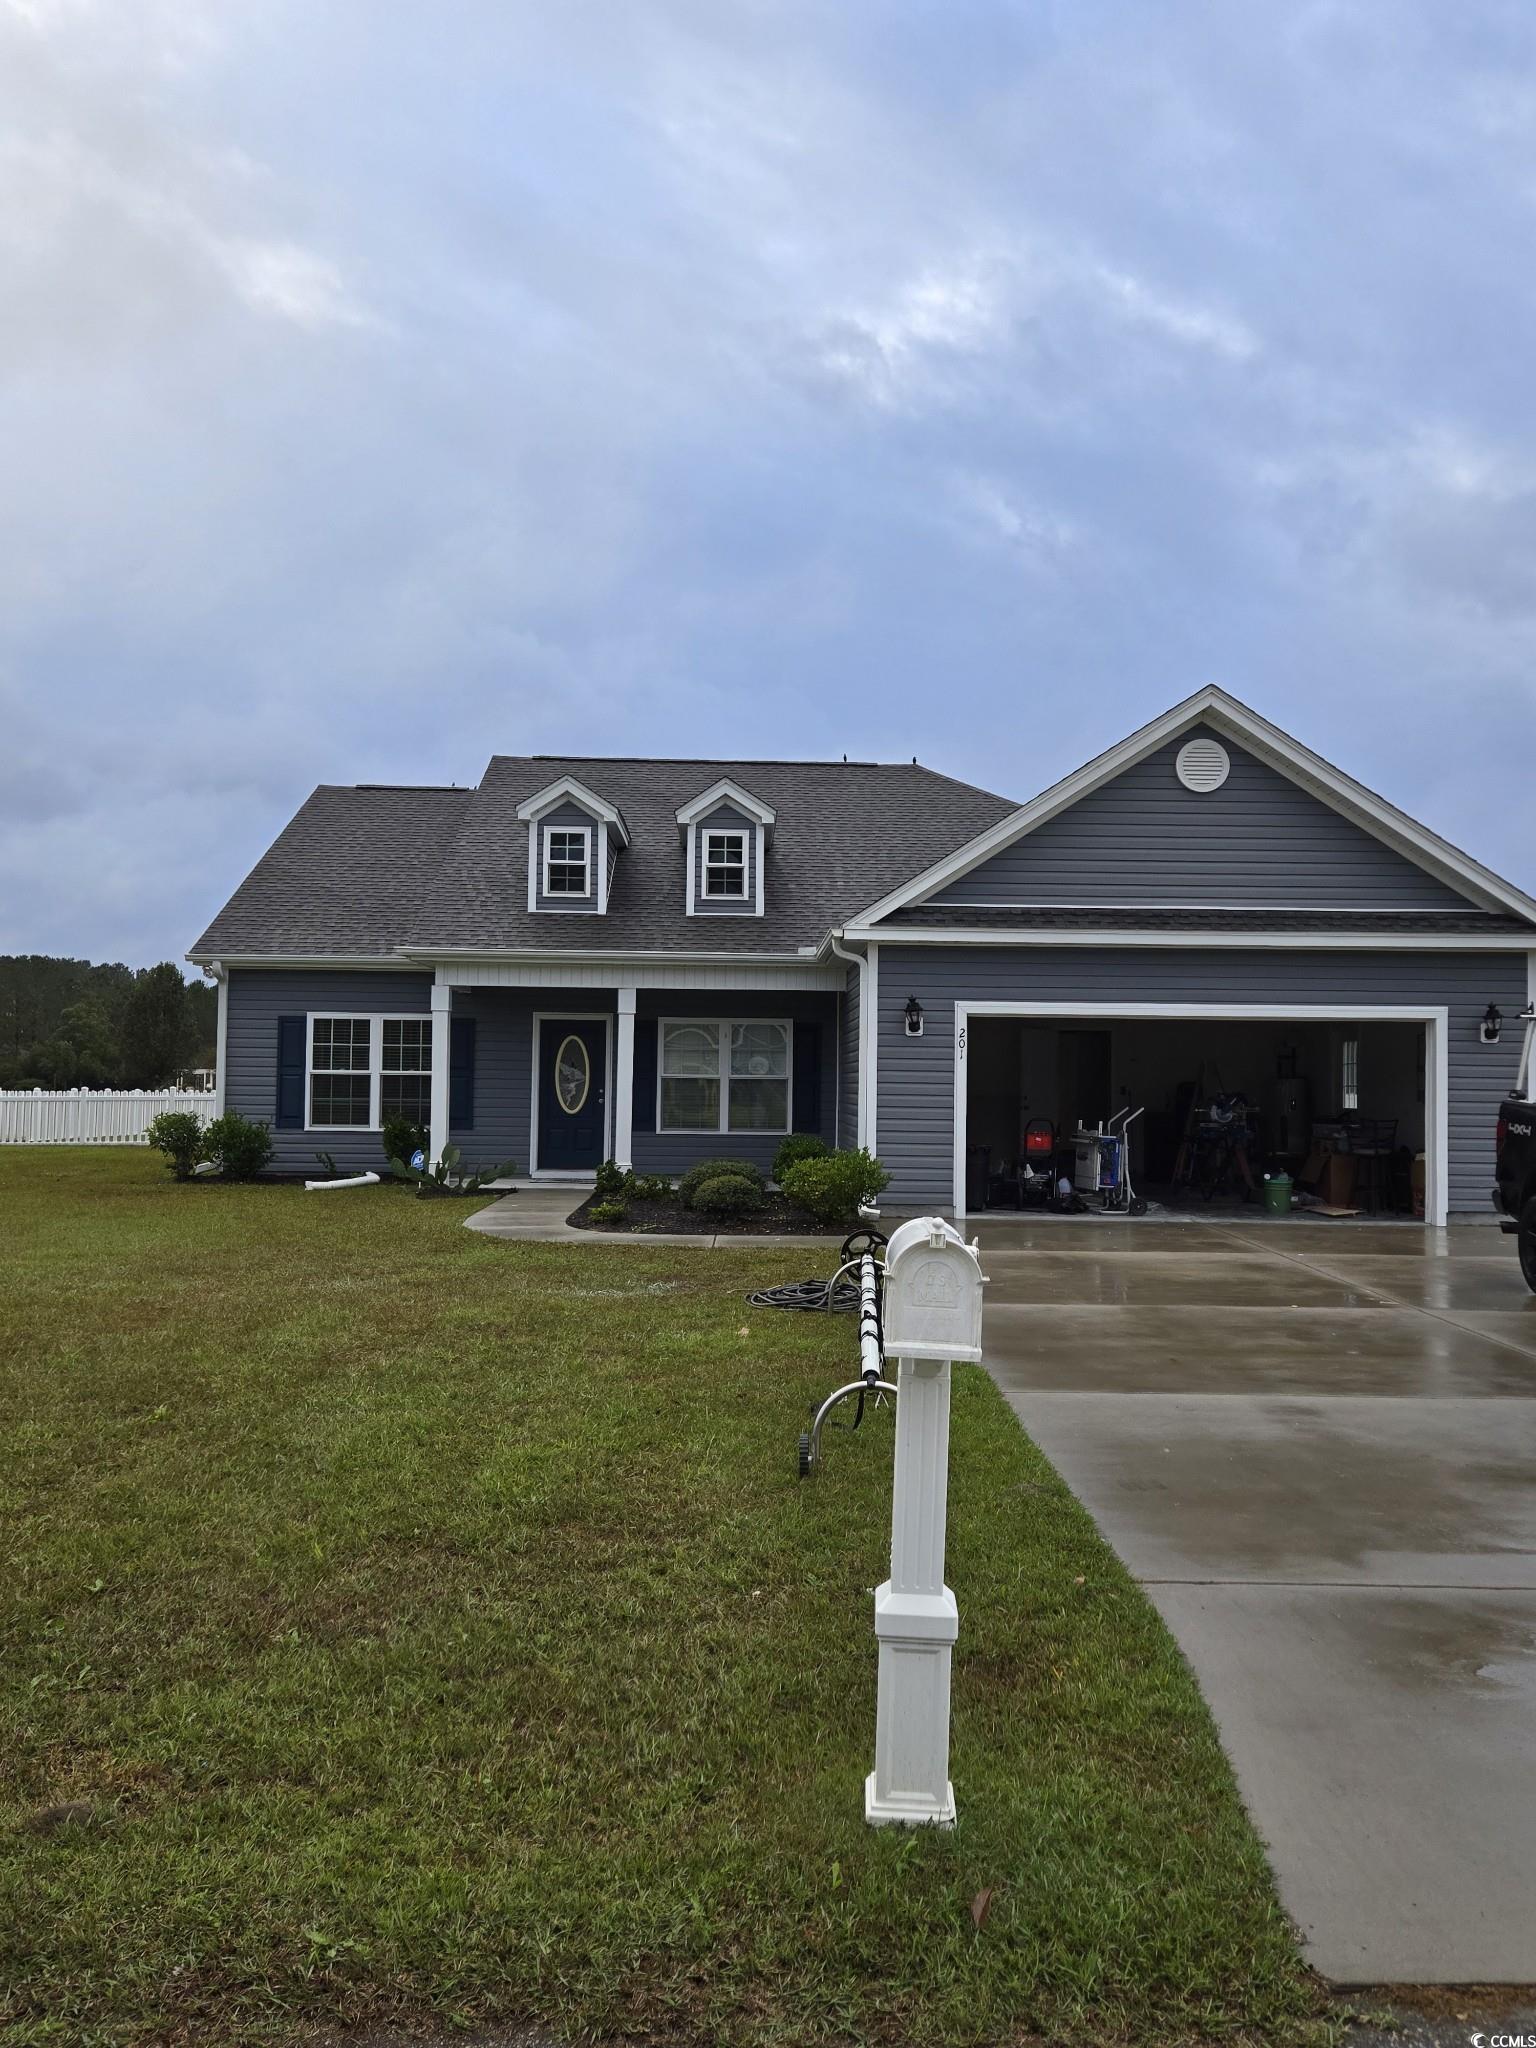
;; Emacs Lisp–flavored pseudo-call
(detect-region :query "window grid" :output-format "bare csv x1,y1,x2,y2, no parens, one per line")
1341,1036,1359,1112
544,827,591,897
703,830,747,899
658,1018,791,1134
308,1015,433,1130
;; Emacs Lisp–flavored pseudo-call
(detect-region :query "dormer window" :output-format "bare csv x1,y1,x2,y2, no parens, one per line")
703,829,747,900
675,778,775,918
544,826,591,898
516,775,629,914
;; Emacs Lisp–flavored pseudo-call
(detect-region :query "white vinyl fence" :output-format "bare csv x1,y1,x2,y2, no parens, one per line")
0,1088,215,1145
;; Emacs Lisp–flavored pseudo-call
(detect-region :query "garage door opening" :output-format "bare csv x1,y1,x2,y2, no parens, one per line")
962,1009,1436,1222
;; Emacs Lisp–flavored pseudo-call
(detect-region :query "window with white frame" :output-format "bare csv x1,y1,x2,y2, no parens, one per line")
543,826,591,897
1340,1035,1359,1111
309,1014,432,1129
658,1018,790,1133
702,828,747,899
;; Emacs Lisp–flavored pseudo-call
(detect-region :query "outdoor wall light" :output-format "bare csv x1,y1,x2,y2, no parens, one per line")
1482,1003,1504,1044
904,996,925,1039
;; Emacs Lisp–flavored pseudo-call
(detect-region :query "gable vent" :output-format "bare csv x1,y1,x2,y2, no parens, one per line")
1175,737,1231,792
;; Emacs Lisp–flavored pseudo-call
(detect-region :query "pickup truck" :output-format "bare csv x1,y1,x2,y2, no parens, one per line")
1494,1004,1536,1291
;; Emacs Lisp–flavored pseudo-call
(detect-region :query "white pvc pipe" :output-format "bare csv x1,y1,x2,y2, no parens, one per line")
304,1171,381,1191
858,1253,882,1383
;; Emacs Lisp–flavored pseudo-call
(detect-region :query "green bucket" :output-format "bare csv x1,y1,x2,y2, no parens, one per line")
1263,1174,1293,1216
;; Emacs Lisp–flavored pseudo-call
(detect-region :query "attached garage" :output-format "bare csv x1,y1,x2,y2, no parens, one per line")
960,1005,1438,1219
834,691,1536,1224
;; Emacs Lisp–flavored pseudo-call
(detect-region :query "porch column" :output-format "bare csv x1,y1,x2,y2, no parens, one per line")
430,981,452,1165
613,986,637,1171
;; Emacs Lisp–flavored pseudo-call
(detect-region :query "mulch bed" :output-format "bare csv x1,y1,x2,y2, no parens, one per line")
567,1191,846,1236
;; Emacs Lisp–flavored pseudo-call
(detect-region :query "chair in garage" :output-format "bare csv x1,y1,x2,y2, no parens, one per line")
1349,1117,1399,1215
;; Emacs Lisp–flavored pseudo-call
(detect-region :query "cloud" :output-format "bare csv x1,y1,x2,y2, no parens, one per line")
4,0,1536,964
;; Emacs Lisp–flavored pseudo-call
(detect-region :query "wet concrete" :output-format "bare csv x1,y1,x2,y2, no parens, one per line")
982,1220,1536,1985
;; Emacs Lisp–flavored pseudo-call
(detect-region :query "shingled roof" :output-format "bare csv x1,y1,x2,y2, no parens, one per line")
190,757,1016,959
190,785,473,958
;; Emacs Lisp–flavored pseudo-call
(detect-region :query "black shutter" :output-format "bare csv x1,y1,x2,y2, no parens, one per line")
275,1016,305,1129
792,1022,821,1136
449,1016,476,1131
632,1018,658,1133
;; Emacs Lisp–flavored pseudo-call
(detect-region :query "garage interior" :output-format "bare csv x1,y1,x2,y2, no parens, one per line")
965,1014,1427,1218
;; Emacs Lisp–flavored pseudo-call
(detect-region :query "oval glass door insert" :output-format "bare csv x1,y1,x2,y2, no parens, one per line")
554,1034,590,1114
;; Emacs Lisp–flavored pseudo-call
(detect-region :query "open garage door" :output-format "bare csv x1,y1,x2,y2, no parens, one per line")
956,1002,1447,1225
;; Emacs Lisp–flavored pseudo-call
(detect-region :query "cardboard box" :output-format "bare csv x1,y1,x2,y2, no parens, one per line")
1318,1152,1357,1207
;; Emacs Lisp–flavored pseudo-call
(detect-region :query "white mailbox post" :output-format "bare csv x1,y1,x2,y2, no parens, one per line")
866,1216,986,1828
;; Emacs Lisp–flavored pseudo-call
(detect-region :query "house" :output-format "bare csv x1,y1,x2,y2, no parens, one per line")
189,688,1536,1224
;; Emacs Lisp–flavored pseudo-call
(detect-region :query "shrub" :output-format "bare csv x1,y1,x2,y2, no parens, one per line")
773,1133,829,1182
779,1147,890,1224
690,1172,764,1220
588,1199,627,1226
382,1114,428,1169
145,1110,204,1182
678,1158,765,1208
202,1111,274,1181
594,1158,627,1199
628,1174,673,1202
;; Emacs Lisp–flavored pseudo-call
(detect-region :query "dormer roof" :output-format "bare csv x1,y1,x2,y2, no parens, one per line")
673,777,776,841
515,774,630,846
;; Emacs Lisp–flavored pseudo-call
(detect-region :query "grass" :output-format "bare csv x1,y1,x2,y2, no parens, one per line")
0,1149,1326,2047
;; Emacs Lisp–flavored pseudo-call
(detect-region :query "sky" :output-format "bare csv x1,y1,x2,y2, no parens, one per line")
4,0,1536,968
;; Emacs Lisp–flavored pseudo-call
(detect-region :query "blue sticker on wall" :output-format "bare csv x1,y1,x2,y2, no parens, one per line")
410,1148,426,1171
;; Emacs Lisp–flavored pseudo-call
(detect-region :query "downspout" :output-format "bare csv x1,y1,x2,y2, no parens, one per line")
830,933,869,1151
208,960,228,1115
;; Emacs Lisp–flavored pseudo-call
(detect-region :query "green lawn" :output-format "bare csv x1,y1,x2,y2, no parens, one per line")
0,1150,1325,2047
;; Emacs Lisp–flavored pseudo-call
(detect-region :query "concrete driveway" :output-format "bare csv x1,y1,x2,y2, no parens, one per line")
975,1216,1536,1986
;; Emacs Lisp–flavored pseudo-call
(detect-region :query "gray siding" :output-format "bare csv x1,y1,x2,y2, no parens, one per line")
839,960,860,1147
873,945,1528,1213
225,967,431,1174
534,801,604,915
928,729,1475,911
634,991,836,1175
691,802,758,916
452,986,613,1173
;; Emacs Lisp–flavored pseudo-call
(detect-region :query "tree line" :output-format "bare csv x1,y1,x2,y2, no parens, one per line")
0,956,217,1091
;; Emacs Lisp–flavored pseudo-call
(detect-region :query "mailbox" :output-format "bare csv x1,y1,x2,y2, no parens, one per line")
882,1216,985,1362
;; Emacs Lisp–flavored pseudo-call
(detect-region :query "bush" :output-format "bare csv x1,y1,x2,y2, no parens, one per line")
678,1158,765,1208
628,1174,673,1202
593,1158,627,1199
145,1110,204,1182
779,1147,890,1224
596,1162,672,1202
201,1112,274,1181
690,1172,765,1220
382,1114,428,1169
772,1133,829,1182
588,1199,627,1226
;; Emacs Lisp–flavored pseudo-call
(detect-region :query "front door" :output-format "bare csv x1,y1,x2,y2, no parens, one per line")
537,1018,608,1170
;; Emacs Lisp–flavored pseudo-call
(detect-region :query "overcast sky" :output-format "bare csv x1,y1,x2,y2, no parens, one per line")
4,1,1535,968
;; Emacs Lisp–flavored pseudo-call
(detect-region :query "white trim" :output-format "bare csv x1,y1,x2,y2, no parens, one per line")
187,954,422,971
531,1011,612,1176
304,1010,434,1133
949,1000,1451,1228
850,686,1536,928
683,809,768,920
541,822,593,902
701,827,749,902
516,775,630,841
838,926,1536,952
613,987,637,1171
866,942,879,1157
210,962,228,1116
429,980,452,1165
829,934,870,1149
436,958,844,990
919,900,1498,915
674,777,776,829
655,1015,793,1137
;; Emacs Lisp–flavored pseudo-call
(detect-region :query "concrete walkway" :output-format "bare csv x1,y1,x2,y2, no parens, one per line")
975,1215,1536,1986
465,1186,835,1251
